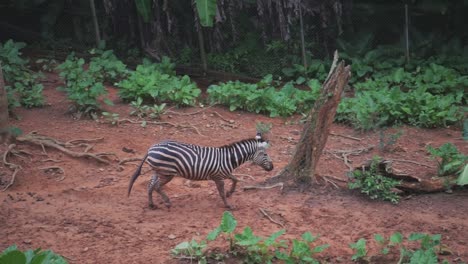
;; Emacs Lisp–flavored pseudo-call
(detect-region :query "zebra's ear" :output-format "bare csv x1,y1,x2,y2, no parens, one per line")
255,132,262,140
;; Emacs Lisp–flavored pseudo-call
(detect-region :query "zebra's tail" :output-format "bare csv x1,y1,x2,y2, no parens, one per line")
127,153,148,197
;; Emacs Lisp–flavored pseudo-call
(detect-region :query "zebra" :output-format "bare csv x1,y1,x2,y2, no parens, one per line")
127,133,273,209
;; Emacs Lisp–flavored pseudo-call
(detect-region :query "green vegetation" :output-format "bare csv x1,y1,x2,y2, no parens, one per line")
88,49,128,83
117,59,200,107
1,40,44,109
173,211,328,264
0,245,67,264
56,53,113,115
427,143,468,177
351,232,449,264
348,156,401,204
173,212,450,263
129,97,166,119
208,75,321,117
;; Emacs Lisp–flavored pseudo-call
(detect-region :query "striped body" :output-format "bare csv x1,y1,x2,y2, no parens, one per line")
128,137,273,209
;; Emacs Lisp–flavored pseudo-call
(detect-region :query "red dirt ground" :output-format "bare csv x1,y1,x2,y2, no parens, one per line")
1,73,467,264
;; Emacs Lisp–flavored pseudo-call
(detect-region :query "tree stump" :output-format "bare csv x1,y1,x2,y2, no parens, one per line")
267,52,351,186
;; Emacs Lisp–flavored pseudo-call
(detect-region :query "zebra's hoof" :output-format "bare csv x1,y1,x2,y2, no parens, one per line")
149,204,157,210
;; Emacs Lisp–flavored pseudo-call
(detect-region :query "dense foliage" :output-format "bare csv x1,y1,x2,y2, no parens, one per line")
208,75,321,117
0,40,44,109
117,58,200,106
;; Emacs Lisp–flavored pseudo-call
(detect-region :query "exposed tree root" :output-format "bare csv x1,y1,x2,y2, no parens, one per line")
1,144,22,191
327,146,374,171
16,132,115,164
259,208,285,228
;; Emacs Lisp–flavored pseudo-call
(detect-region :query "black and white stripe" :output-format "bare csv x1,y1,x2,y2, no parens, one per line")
127,136,273,209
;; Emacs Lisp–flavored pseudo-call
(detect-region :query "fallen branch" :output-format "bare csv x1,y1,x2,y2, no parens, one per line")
243,182,284,191
259,208,285,228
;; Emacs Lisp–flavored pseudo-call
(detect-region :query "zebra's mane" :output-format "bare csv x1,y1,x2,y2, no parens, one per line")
219,138,259,149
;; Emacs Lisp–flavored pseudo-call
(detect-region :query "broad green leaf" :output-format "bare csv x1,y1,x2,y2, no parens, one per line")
301,232,317,243
457,164,468,186
220,211,237,233
206,227,221,241
264,229,285,246
390,232,403,244
0,250,26,264
374,234,385,244
196,0,217,27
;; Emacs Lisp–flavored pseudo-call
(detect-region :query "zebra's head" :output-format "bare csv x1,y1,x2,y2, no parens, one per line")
253,134,274,171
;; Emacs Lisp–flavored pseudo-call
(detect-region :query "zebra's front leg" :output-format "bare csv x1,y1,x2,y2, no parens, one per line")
226,175,238,198
214,179,233,209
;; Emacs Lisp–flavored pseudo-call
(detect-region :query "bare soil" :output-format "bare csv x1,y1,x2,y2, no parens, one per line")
1,73,467,264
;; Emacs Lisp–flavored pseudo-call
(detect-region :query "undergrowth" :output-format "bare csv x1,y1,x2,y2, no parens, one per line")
348,156,401,204
117,58,200,106
0,40,45,109
172,212,450,263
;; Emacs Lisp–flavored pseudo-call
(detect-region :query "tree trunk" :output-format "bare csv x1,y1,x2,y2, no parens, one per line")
267,52,351,185
0,63,9,142
89,0,101,46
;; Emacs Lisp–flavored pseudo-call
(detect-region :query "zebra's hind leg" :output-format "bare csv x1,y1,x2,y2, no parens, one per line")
148,174,174,209
147,174,160,209
214,179,233,209
226,175,238,198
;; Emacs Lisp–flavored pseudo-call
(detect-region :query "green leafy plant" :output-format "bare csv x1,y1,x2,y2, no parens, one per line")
88,49,128,83
276,232,329,264
117,59,199,106
349,238,367,262
0,245,67,264
348,156,401,204
371,232,445,264
206,211,238,250
207,76,320,117
1,40,45,109
171,239,208,264
56,53,113,115
130,98,166,119
427,143,468,176
234,228,287,264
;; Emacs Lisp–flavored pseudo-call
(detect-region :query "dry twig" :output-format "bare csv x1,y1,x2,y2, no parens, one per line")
330,132,362,141
390,159,434,168
243,182,284,191
259,208,285,228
